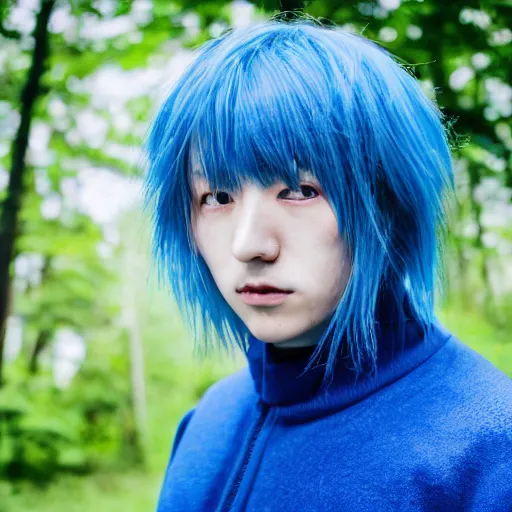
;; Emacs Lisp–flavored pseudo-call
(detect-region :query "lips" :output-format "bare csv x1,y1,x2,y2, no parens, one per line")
237,284,293,294
237,285,293,306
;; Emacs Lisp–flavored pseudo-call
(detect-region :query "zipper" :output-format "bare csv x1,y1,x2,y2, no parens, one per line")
218,401,271,512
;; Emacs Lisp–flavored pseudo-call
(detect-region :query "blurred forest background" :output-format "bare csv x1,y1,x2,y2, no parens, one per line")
0,0,510,510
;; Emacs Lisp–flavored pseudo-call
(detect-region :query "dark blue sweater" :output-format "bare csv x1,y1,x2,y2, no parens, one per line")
157,319,512,511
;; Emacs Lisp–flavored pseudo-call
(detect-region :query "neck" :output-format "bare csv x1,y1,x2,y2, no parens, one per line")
270,315,333,350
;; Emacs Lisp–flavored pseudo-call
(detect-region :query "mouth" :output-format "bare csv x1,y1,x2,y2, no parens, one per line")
236,284,294,306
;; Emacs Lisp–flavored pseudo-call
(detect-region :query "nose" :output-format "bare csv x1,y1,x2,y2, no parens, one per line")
231,189,281,263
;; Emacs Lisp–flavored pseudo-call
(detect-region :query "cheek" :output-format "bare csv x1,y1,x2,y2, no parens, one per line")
192,219,230,285
324,210,343,244
311,208,343,254
191,208,211,254
313,214,351,299
193,222,212,264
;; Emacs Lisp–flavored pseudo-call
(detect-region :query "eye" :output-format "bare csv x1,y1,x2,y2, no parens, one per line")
279,185,319,200
200,191,233,206
199,184,319,207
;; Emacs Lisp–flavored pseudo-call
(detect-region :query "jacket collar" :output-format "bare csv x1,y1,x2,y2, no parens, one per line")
246,317,452,423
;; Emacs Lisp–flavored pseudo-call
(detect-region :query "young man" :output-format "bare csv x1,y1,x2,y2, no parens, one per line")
144,18,512,512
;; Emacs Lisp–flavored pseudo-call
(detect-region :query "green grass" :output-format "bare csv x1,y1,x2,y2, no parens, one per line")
0,470,160,512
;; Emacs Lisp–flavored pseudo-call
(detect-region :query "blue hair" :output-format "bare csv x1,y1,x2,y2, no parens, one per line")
143,20,455,382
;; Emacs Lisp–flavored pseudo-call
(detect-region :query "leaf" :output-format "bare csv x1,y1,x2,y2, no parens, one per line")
0,386,31,416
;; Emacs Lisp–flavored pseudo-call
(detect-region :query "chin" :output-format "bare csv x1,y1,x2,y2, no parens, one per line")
245,320,306,344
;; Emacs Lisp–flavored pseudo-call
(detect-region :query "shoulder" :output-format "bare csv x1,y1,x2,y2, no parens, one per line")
443,334,512,395
395,330,512,506
446,342,512,509
185,366,258,429
200,366,256,406
167,367,256,454
403,326,512,439
424,325,511,390
426,331,512,433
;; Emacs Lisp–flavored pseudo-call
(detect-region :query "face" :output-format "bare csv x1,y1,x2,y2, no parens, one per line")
190,165,352,348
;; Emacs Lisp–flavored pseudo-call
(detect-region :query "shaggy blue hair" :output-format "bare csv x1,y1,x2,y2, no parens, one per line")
143,20,455,382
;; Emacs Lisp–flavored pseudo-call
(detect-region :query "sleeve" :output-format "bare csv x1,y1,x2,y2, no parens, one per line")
169,407,196,465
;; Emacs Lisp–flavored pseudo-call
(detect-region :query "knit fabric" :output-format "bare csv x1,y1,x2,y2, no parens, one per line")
156,319,512,511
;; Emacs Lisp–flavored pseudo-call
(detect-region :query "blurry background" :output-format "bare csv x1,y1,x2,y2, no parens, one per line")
0,0,510,510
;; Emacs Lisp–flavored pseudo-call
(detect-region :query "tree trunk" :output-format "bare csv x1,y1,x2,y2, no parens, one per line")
29,328,52,374
120,215,148,467
0,0,55,387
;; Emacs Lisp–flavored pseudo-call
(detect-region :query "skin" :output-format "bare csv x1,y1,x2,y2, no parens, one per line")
190,164,352,349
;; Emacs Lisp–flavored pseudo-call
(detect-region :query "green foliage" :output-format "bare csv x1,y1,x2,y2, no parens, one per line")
0,374,83,483
0,325,142,484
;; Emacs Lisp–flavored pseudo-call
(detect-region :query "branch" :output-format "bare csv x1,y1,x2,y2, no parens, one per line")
0,21,21,40
0,0,21,40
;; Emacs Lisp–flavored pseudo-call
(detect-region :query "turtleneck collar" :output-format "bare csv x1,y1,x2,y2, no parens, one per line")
246,317,452,423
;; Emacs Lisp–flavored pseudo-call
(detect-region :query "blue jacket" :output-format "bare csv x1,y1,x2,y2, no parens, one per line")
157,320,512,511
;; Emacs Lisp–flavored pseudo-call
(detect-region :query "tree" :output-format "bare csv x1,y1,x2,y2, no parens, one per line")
0,0,56,386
